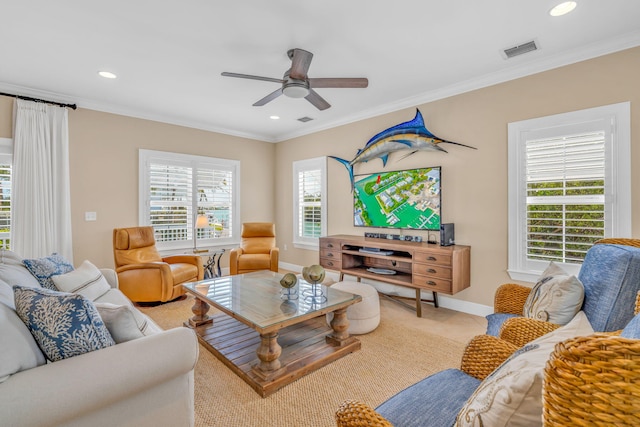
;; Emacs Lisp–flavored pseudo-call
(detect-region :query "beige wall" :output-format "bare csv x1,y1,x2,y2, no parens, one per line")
276,46,640,306
1,46,638,307
0,104,276,269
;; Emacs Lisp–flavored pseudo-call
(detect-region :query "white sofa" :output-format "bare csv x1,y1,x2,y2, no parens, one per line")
0,250,199,427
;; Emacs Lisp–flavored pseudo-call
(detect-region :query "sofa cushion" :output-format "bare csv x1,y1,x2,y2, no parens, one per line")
376,368,481,427
23,253,74,290
522,262,584,325
620,312,640,339
0,302,46,383
0,278,14,308
456,311,594,427
486,313,520,336
578,243,640,332
52,260,111,301
95,289,162,335
94,303,146,343
13,285,115,362
0,250,41,291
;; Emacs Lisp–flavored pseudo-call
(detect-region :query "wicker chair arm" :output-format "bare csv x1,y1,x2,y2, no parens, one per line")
499,317,561,348
595,238,640,248
335,400,393,427
460,335,518,380
543,333,640,426
494,283,531,315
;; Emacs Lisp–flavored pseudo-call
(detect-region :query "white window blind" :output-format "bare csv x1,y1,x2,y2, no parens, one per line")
293,157,327,249
508,102,631,282
525,132,605,263
140,150,240,250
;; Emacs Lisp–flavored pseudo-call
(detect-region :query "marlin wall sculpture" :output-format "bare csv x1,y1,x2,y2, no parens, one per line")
330,109,476,190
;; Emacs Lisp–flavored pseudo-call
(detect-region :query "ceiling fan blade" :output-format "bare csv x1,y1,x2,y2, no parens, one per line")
289,49,313,80
221,72,283,84
305,89,331,111
253,87,283,106
308,78,369,88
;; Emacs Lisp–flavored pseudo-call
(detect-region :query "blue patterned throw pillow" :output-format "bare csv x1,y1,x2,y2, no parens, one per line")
13,285,115,361
23,254,74,290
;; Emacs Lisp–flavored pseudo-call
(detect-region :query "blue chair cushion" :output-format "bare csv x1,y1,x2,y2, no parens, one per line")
376,368,480,427
621,313,640,339
578,244,640,332
485,312,520,336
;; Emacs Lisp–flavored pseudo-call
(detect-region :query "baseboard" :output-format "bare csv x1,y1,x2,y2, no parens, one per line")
282,263,492,318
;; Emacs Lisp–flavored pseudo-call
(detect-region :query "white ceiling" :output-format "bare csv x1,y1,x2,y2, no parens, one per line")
1,1,639,142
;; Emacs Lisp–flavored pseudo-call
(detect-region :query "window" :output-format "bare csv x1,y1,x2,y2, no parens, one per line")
139,149,240,250
507,103,631,281
293,157,327,249
0,138,11,250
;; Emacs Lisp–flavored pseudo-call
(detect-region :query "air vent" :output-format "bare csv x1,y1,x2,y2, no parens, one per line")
297,116,314,123
502,40,538,59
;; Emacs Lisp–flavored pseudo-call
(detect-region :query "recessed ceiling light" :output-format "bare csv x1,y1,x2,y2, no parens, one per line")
549,1,577,17
98,71,117,79
270,115,280,120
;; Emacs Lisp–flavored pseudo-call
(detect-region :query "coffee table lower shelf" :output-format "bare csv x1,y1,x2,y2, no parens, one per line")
185,313,361,397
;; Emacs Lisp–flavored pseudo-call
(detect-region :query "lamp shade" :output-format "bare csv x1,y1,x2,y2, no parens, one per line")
196,214,209,228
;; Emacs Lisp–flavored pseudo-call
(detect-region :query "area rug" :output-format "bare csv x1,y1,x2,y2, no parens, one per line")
140,296,466,427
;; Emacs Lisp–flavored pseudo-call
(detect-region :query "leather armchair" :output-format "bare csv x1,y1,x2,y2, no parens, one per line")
229,222,279,275
113,226,204,302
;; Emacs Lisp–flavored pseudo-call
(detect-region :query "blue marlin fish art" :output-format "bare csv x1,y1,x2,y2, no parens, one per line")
330,109,476,190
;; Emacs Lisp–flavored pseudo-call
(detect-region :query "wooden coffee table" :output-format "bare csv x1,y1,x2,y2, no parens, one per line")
182,270,362,397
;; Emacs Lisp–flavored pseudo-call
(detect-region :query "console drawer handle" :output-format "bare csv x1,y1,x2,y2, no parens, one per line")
426,281,437,286
327,243,334,248
327,253,334,258
327,261,334,266
427,268,437,274
427,256,437,261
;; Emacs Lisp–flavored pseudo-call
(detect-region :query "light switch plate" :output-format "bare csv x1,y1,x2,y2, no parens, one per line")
85,211,97,221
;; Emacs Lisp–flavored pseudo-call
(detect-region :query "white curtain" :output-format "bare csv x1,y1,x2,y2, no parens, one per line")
11,99,73,260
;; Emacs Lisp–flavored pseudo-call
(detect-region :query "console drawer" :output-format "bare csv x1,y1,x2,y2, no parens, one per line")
412,263,452,279
412,274,452,293
320,248,340,260
413,251,451,266
320,257,341,270
320,239,340,250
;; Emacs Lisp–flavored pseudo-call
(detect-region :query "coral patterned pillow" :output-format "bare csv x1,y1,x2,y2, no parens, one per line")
13,285,114,362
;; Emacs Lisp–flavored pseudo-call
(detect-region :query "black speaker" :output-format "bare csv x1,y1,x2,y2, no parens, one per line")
440,223,455,246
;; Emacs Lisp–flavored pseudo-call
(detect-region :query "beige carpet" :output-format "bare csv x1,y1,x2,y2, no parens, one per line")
140,296,467,427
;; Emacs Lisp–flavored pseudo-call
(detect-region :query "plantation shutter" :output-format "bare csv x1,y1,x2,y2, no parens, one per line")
148,162,192,243
197,165,234,239
525,131,605,263
297,168,322,238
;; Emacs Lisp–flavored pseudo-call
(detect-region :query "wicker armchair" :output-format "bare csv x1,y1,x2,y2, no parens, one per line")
542,291,640,426
489,239,640,347
336,292,640,427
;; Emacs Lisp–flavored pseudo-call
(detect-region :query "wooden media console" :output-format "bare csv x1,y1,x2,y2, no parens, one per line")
319,234,471,317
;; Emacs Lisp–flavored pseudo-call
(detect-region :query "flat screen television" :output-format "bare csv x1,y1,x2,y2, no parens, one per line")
353,166,441,231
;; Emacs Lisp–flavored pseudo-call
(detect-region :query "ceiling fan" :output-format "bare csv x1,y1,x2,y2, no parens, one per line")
221,48,368,111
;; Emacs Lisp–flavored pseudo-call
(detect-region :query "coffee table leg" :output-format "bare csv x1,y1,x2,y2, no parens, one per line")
327,308,352,347
254,332,282,377
187,298,213,328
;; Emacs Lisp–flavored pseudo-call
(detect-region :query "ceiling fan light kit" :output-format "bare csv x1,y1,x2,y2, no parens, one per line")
222,48,368,111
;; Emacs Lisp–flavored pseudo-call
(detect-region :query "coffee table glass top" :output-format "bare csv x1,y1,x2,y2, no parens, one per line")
183,270,360,331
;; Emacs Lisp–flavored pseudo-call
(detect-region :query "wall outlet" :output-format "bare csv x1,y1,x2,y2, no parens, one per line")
284,244,287,251
85,211,97,221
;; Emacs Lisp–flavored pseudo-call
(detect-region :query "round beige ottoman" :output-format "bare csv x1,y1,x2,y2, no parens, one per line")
327,281,380,334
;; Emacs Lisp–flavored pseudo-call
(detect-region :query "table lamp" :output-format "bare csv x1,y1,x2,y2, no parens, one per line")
193,214,209,253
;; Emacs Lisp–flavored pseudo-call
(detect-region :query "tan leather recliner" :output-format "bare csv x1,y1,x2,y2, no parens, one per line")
113,226,204,302
229,222,279,275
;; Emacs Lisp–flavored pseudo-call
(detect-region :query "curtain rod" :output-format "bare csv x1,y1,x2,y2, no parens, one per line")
0,92,77,110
